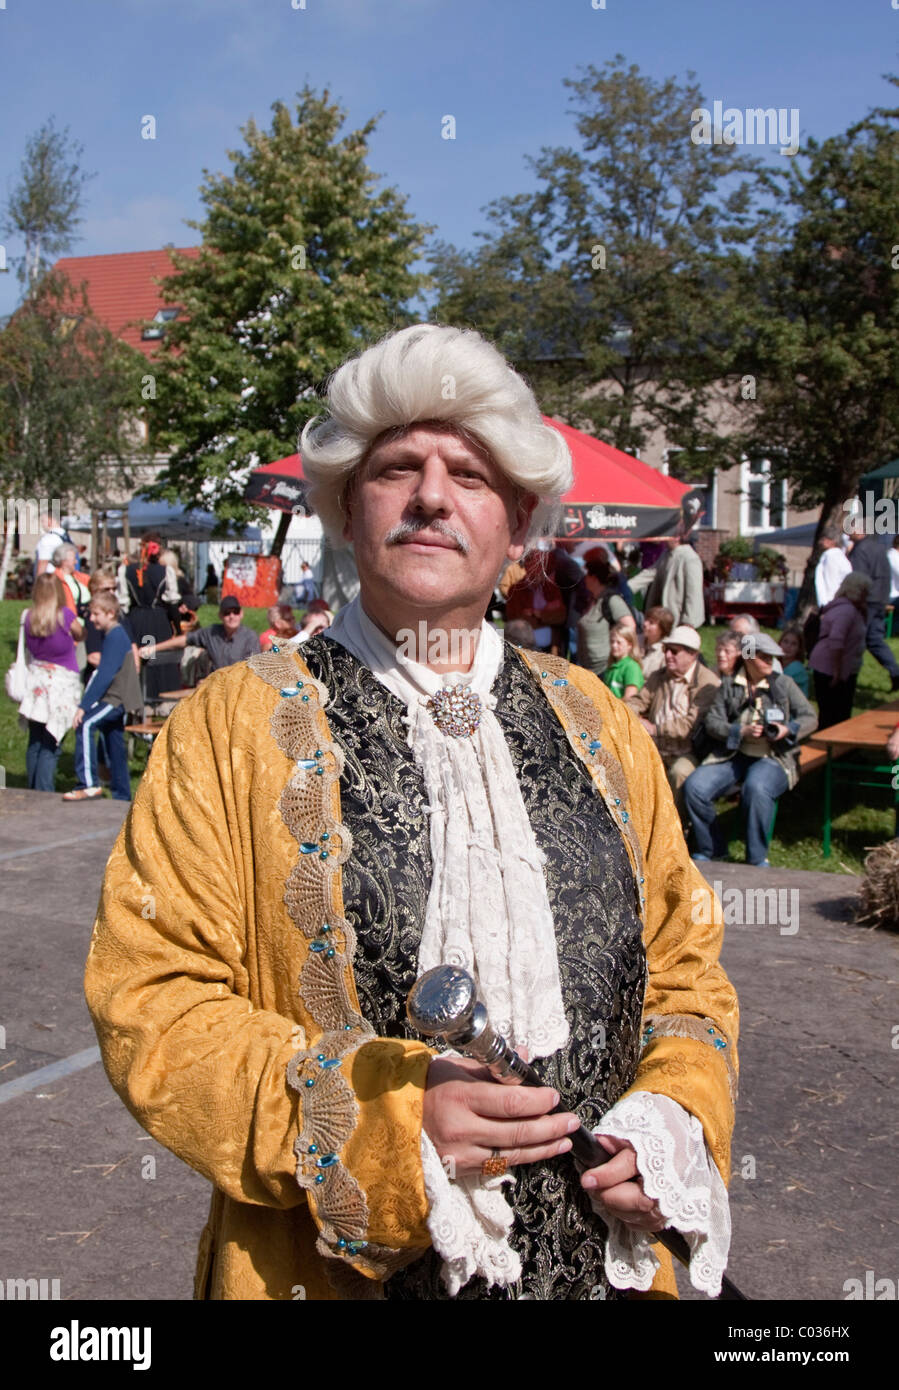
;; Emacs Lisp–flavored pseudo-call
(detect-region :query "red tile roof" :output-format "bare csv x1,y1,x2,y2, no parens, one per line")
52,247,200,359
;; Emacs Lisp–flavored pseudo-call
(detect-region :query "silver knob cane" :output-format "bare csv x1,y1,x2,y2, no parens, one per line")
406,963,748,1301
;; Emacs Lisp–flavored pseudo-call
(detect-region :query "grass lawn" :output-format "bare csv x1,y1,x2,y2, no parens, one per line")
2,601,897,873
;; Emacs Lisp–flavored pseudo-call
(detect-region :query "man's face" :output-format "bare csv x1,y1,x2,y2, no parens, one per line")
221,608,242,633
343,424,535,627
663,643,696,677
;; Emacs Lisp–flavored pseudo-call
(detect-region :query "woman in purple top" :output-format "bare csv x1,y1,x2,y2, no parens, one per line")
18,574,85,791
808,572,871,730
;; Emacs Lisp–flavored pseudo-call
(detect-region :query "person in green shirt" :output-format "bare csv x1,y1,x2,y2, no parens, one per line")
602,623,645,700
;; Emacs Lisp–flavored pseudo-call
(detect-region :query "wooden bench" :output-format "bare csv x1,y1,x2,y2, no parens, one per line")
715,739,831,853
797,743,828,775
125,720,166,746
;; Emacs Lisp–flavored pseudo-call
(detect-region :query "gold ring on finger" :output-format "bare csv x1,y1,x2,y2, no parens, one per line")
481,1148,508,1179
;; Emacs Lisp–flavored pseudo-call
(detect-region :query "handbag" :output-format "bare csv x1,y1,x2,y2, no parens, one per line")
5,612,30,703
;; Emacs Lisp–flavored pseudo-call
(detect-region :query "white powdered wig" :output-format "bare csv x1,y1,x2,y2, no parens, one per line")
299,324,573,549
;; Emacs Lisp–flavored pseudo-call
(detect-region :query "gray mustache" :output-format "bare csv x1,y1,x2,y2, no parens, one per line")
386,520,469,554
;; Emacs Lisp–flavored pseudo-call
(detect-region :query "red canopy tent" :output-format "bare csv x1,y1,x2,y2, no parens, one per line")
246,420,698,541
243,453,309,514
545,418,693,541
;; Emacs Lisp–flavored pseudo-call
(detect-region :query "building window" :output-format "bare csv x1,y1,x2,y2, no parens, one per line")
142,308,179,340
663,449,716,529
740,457,786,533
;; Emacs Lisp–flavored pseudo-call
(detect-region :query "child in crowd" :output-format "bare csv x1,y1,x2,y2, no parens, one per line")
602,622,645,700
62,591,143,802
780,623,810,695
260,603,300,652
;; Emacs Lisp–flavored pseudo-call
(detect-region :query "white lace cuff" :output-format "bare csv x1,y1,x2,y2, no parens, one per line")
592,1091,731,1297
420,1129,522,1296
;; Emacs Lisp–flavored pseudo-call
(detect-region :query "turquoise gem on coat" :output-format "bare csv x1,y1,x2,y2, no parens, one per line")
348,1240,367,1254
707,1027,715,1034
541,671,548,678
320,850,329,859
308,1144,318,1154
589,740,602,752
305,1078,315,1088
315,768,324,775
553,678,568,686
316,1153,338,1168
301,694,310,702
337,1238,347,1250
320,1057,341,1068
320,923,330,933
300,842,318,854
622,811,629,823
315,1174,325,1184
271,645,280,653
281,687,300,697
614,798,621,806
310,941,326,952
714,1038,727,1049
297,758,317,770
326,947,335,958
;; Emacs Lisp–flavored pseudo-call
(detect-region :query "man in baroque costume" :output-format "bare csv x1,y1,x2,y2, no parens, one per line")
84,325,739,1301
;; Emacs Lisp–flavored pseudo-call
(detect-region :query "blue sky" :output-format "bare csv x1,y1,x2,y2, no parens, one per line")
0,0,895,318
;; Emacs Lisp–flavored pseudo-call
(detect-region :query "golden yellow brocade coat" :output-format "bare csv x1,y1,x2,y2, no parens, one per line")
83,645,738,1301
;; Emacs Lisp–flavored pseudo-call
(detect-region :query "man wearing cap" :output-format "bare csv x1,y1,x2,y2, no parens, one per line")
683,633,817,868
140,595,261,673
625,625,721,809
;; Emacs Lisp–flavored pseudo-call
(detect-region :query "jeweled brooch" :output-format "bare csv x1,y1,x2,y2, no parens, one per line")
426,683,482,738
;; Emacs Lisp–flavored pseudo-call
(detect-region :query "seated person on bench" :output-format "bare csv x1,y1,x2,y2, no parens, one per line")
683,633,818,868
625,625,720,813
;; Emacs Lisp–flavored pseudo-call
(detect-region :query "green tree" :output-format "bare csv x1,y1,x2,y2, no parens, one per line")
0,273,146,574
148,88,432,545
0,121,140,597
733,89,899,602
1,117,94,295
431,56,777,475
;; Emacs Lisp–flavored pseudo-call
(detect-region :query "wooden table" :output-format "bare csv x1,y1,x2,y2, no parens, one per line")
125,720,167,745
807,704,899,856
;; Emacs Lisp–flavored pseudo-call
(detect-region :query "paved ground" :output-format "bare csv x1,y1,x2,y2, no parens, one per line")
0,788,895,1302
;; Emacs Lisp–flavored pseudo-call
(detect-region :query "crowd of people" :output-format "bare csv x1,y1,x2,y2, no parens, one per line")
497,539,897,865
11,528,333,800
8,499,895,846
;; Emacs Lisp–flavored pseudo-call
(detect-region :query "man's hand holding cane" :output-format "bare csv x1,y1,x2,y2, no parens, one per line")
411,965,747,1297
421,1036,667,1235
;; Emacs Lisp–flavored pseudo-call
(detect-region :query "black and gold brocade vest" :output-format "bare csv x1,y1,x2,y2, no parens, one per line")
297,635,647,1301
